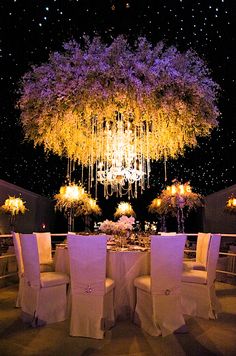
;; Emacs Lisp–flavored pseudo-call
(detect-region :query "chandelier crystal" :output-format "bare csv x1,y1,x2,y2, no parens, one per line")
96,117,147,198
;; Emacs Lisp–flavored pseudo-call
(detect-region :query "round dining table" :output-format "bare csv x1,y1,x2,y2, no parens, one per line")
54,245,150,320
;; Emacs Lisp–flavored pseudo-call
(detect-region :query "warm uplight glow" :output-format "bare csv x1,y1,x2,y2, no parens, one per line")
1,196,27,216
114,202,136,218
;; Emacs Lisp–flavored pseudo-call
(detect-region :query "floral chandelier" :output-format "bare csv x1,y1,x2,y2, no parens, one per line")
19,36,220,199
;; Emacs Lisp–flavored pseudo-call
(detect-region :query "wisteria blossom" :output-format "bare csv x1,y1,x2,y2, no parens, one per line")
18,36,220,164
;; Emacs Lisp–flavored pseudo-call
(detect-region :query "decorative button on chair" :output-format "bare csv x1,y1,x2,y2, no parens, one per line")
134,235,187,337
181,234,221,319
20,234,69,326
184,233,212,271
67,234,115,339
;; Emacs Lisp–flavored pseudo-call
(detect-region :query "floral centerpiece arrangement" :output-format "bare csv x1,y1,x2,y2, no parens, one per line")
114,202,136,218
148,181,203,232
54,182,88,215
225,195,236,214
115,215,135,234
100,216,135,246
82,198,102,217
100,215,135,234
99,219,117,235
1,196,28,230
54,182,101,231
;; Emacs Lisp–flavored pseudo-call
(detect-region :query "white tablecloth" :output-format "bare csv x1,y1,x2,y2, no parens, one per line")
54,246,150,320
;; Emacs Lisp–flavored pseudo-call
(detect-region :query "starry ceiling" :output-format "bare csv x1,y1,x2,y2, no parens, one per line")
0,0,236,200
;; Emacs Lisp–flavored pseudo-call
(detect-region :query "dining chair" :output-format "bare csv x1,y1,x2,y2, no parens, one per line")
181,234,221,319
67,234,115,339
20,233,69,326
12,232,24,307
134,234,187,337
12,231,54,307
33,232,54,271
184,232,212,271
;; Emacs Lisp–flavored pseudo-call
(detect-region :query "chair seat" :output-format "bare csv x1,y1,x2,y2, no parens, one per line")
40,261,54,272
105,278,115,294
134,275,151,293
40,272,69,288
182,270,207,284
183,260,205,271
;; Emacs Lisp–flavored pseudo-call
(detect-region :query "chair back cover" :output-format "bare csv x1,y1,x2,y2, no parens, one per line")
206,234,221,285
33,232,52,264
196,233,211,267
20,234,40,288
151,235,186,295
12,232,24,275
67,235,107,296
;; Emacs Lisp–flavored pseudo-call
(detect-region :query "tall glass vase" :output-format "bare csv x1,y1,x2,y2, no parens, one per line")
9,214,16,232
67,208,75,232
176,207,185,233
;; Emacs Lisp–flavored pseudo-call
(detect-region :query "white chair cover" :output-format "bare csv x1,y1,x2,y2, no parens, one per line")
181,234,221,319
184,232,211,271
159,232,176,236
134,235,186,337
33,232,54,271
20,234,69,326
67,234,115,339
12,232,24,307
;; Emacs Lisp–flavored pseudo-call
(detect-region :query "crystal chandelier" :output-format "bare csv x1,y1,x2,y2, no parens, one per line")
96,118,147,199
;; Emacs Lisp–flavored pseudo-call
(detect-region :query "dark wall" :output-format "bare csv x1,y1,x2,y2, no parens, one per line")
203,184,236,233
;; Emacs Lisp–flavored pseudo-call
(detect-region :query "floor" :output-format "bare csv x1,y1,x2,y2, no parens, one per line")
0,282,236,356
